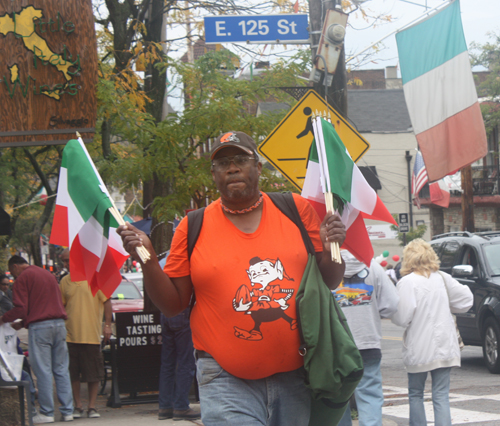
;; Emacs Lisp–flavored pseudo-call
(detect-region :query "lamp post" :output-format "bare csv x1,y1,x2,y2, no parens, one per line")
406,150,413,228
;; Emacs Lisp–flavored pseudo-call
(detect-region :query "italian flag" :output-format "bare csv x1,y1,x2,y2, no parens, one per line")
301,118,396,266
49,139,129,297
396,0,487,181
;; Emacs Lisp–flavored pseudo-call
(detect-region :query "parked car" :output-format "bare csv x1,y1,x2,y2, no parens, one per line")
430,231,500,373
122,272,143,295
110,279,144,314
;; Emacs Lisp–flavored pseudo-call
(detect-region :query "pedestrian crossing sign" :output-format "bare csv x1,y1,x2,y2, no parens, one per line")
258,90,370,190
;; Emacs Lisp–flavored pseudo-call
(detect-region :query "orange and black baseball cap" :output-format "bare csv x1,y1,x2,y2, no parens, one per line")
210,131,258,160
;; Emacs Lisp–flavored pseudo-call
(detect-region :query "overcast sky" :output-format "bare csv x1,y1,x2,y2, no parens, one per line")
345,0,500,70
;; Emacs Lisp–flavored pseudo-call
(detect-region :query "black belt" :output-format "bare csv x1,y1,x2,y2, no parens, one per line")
195,350,213,359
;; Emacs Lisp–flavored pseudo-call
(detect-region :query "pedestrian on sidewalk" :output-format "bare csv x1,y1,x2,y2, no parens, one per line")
158,309,199,421
0,273,13,316
391,239,473,426
157,255,199,421
59,249,112,419
336,250,399,426
118,131,346,426
0,255,74,424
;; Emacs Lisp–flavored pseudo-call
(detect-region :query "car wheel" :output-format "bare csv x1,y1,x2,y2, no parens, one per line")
483,317,500,373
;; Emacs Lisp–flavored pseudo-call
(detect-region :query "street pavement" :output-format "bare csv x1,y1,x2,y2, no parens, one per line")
381,319,500,425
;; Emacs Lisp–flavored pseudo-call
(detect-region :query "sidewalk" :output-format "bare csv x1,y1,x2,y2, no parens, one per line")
58,381,201,426
69,399,202,426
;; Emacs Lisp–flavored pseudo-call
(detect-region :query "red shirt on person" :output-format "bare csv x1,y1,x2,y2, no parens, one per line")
3,265,67,327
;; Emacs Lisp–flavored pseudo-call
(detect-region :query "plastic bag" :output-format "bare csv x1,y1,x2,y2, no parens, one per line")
0,323,24,382
0,348,24,382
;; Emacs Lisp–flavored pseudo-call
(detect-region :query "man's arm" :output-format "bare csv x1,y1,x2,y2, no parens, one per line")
117,223,193,317
316,211,346,290
103,299,113,342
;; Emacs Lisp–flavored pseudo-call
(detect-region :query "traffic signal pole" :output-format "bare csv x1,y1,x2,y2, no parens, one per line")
308,0,348,117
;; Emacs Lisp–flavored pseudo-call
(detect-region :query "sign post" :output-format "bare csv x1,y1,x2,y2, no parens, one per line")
398,213,409,233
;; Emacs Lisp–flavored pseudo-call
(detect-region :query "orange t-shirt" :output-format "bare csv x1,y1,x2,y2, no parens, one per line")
164,193,323,379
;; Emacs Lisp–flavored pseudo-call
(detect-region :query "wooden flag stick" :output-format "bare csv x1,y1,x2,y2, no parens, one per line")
324,191,341,263
108,206,151,263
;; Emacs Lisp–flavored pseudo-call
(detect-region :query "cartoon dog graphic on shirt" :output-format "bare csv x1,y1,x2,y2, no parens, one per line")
232,256,298,341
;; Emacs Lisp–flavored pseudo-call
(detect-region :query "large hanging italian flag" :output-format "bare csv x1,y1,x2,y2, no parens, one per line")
49,139,128,297
301,118,396,266
396,0,487,181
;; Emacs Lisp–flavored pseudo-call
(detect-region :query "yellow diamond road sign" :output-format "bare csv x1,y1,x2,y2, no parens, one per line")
258,90,370,190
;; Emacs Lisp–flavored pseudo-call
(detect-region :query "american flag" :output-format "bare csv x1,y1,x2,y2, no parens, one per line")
412,150,428,209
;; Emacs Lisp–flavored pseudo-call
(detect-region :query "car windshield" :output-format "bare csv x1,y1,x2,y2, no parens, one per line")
129,277,143,290
111,281,141,300
123,274,143,291
483,243,500,276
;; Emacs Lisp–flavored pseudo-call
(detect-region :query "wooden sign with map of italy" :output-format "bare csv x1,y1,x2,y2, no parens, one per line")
0,0,97,147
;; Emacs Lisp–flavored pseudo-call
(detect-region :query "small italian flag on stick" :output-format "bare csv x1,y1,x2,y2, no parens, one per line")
49,136,150,297
302,113,397,266
310,112,341,263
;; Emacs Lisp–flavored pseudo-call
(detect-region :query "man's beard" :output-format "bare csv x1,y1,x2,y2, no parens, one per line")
220,179,259,204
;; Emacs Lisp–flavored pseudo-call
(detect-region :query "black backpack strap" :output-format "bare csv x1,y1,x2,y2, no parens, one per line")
266,192,322,357
186,207,205,315
266,192,316,256
187,207,206,259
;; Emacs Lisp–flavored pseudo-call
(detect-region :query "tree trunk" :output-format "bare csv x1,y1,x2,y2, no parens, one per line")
101,119,113,160
461,165,475,232
143,173,173,312
141,1,171,312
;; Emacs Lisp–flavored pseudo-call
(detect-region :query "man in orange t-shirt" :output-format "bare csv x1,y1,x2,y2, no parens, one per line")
118,131,346,426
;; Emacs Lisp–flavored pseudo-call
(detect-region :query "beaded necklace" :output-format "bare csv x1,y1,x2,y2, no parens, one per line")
220,193,264,215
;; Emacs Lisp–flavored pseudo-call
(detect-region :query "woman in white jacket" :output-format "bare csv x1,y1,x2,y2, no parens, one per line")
391,239,473,426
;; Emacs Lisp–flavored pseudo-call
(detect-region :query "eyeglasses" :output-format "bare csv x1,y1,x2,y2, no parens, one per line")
212,155,255,171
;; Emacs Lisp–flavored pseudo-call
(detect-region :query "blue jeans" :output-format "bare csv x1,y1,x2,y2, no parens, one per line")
28,319,73,417
338,356,383,426
158,311,195,411
408,367,451,426
196,356,310,426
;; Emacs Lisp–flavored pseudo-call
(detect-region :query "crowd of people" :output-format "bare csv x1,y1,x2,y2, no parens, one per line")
1,130,474,426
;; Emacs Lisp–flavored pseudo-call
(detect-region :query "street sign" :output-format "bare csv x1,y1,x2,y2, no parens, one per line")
258,90,370,190
204,14,309,44
399,213,408,225
399,224,410,233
